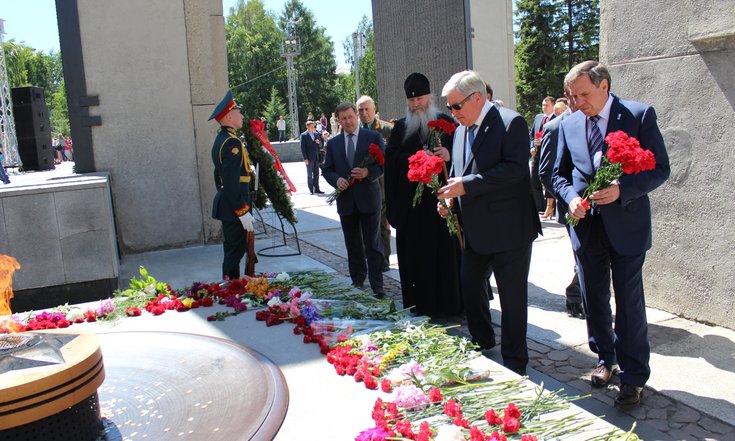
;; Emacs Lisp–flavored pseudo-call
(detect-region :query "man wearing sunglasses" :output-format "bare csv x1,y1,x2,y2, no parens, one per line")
438,70,541,376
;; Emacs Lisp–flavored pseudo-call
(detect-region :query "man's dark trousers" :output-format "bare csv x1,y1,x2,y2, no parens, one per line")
576,214,650,387
222,218,247,280
340,209,384,293
461,242,532,371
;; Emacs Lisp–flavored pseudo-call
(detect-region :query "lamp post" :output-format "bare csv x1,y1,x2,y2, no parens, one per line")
352,32,366,101
281,23,301,140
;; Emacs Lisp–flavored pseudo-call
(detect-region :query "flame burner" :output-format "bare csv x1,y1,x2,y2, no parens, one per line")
0,331,105,441
0,334,40,355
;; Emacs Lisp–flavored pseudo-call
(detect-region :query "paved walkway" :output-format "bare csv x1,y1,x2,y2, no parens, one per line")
118,162,734,440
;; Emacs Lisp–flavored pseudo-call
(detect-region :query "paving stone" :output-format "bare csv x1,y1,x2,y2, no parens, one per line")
528,349,544,359
527,340,551,354
537,358,554,366
683,423,718,440
624,404,647,420
697,416,735,435
646,407,668,420
644,393,673,409
568,355,594,369
669,422,683,429
647,418,672,433
551,372,576,383
547,350,570,361
672,405,701,424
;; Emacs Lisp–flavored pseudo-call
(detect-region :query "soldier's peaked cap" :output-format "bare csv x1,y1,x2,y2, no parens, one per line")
208,90,241,122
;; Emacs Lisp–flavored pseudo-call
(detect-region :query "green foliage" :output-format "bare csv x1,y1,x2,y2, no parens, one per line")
514,0,599,123
262,86,289,140
335,71,356,103
3,40,68,134
49,80,69,135
226,0,287,122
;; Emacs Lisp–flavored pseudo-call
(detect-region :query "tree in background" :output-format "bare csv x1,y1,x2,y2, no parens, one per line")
556,0,599,70
335,70,355,103
514,0,562,123
514,0,599,123
341,16,377,108
263,86,289,140
226,0,286,122
2,40,67,135
278,0,340,131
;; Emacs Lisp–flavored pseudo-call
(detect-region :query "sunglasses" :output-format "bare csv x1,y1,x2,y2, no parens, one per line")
446,92,477,111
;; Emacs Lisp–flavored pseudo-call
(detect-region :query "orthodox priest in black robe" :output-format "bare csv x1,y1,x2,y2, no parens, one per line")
385,73,462,317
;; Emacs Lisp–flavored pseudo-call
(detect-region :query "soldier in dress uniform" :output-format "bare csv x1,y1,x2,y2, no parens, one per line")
209,90,255,280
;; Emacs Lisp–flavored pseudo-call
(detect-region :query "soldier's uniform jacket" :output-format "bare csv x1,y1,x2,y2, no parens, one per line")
211,126,252,221
362,118,394,143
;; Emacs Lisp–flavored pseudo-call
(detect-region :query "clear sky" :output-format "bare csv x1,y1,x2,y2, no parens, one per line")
0,0,372,69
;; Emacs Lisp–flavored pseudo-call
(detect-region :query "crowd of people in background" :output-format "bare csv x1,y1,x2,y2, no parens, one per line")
52,133,73,164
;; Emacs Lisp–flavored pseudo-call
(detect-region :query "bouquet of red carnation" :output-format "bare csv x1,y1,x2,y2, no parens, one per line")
327,143,385,205
567,130,657,226
427,119,457,150
535,131,543,140
407,150,461,239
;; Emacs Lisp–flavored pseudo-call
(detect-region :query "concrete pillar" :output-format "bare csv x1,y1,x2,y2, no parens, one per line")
601,0,735,328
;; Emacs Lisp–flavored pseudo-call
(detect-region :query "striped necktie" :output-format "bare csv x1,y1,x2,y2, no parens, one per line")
464,124,477,164
588,115,603,170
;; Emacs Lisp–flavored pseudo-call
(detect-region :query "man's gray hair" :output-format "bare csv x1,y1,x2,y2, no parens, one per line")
441,70,487,98
356,95,375,108
564,60,612,90
335,102,357,117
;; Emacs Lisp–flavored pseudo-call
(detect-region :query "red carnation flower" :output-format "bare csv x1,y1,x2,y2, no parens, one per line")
502,416,520,434
504,402,521,419
428,387,443,402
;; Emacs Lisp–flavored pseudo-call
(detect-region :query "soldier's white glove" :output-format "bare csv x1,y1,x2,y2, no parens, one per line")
239,212,254,232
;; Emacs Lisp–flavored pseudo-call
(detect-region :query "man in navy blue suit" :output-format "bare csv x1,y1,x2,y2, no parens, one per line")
300,120,324,194
438,70,541,375
322,102,386,298
553,61,670,406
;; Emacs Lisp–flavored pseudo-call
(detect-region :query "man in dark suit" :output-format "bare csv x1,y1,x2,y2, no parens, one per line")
530,96,555,212
208,90,255,280
322,102,386,298
438,70,542,375
538,91,586,319
300,120,324,195
553,61,670,406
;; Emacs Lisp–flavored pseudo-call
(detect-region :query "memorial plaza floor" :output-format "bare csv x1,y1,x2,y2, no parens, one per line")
4,161,734,440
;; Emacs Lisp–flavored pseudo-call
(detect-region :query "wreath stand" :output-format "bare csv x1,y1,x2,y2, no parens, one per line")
254,207,301,257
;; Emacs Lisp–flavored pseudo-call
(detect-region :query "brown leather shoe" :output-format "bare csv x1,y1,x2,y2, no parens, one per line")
590,363,619,387
615,384,643,406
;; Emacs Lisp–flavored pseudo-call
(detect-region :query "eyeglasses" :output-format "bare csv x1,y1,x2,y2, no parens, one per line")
446,92,477,111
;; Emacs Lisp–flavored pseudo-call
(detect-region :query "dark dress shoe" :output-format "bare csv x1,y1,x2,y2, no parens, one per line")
566,301,585,319
615,384,643,406
590,362,619,387
509,366,527,376
314,190,325,194
374,292,386,299
352,281,364,289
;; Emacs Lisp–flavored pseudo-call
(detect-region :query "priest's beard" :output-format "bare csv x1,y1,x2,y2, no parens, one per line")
404,101,439,144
